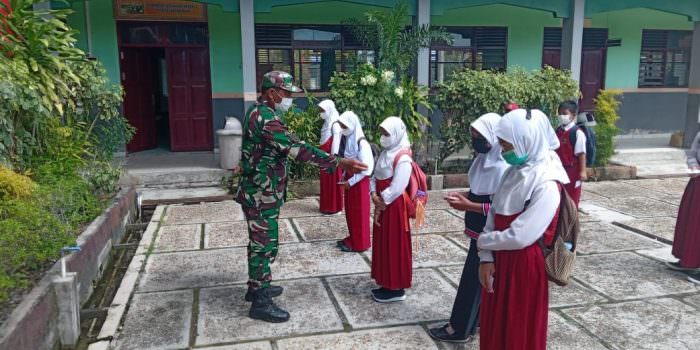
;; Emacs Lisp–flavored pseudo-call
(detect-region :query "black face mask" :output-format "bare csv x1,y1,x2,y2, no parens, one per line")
471,137,492,154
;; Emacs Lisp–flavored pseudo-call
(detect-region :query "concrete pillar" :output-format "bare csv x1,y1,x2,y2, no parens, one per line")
560,0,584,82
240,0,257,111
683,21,700,147
53,272,81,347
416,0,430,87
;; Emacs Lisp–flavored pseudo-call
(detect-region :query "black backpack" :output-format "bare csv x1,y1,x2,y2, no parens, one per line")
568,124,596,167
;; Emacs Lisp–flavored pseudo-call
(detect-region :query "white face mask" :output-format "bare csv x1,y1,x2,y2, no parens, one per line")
319,112,327,120
380,135,392,148
275,97,293,112
341,127,353,136
558,114,572,126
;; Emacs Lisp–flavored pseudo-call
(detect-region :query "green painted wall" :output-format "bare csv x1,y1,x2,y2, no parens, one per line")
208,5,243,93
254,1,393,24
591,8,693,89
432,4,560,71
86,0,120,84
66,1,88,52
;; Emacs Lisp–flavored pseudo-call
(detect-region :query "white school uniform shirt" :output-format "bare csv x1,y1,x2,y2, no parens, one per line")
336,111,374,186
370,116,412,205
318,99,342,155
562,121,587,155
477,109,570,263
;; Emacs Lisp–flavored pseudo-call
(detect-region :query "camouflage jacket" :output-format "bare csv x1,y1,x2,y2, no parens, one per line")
235,102,339,211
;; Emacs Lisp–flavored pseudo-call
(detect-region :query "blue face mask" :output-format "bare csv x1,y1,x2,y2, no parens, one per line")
502,150,528,166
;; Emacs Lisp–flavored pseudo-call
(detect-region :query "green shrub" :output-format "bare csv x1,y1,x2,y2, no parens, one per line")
0,166,36,200
435,66,580,163
593,90,622,166
284,94,324,181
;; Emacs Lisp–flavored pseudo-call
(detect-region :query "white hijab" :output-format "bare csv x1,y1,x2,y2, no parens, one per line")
375,116,411,180
318,99,340,144
468,113,509,195
336,111,365,159
492,109,570,215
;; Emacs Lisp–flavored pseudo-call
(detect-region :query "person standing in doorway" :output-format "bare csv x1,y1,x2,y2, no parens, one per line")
235,71,367,323
336,111,374,253
318,99,344,215
429,113,508,343
477,109,569,350
667,131,700,285
370,117,414,303
555,101,588,206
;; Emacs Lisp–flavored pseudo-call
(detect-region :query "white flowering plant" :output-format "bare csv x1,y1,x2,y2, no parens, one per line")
329,63,430,144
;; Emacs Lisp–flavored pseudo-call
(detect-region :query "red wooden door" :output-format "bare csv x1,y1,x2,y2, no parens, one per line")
120,49,157,153
166,48,213,151
542,49,561,69
579,49,605,111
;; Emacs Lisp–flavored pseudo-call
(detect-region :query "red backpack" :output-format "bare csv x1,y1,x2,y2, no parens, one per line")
393,149,429,224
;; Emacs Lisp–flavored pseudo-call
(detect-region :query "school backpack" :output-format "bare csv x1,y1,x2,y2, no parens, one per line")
338,136,380,164
392,148,429,228
569,123,597,167
541,185,580,286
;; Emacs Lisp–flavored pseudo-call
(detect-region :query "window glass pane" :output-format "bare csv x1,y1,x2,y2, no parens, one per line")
668,31,692,49
295,49,323,90
430,62,468,86
478,49,506,70
257,49,291,90
638,30,691,87
120,23,161,44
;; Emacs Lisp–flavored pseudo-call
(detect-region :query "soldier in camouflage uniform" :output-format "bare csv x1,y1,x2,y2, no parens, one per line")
235,71,366,323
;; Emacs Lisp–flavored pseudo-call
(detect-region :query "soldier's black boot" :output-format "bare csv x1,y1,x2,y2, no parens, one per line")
244,285,283,302
249,288,290,323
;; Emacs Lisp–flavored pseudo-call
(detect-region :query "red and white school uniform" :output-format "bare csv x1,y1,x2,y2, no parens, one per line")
555,121,586,206
337,111,374,252
318,100,344,214
672,131,700,268
371,117,413,290
477,109,570,350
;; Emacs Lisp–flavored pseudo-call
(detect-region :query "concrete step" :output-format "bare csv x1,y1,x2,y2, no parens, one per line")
127,169,230,189
139,186,231,205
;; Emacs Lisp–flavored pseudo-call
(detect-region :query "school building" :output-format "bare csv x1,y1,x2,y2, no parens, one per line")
55,0,700,153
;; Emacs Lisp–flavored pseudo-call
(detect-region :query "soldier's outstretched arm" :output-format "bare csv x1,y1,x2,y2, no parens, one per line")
261,116,339,172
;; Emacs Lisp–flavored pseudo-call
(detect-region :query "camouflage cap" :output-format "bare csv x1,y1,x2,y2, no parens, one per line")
262,71,301,92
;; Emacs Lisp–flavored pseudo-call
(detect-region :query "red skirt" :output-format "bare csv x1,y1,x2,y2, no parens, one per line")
672,177,700,268
479,213,550,350
371,178,412,290
319,138,343,214
343,177,371,251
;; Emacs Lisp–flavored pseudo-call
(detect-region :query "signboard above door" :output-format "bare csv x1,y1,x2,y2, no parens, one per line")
114,0,207,22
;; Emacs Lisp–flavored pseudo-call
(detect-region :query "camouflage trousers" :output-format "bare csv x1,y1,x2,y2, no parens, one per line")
243,206,280,289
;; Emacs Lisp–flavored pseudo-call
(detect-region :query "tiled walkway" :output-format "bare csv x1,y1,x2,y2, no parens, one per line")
109,178,699,350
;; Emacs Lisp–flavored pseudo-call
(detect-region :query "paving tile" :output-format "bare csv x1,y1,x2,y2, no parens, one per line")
163,201,244,225
114,290,192,350
204,219,298,248
445,231,471,249
416,210,464,234
564,298,700,350
426,192,454,210
580,190,607,202
549,281,605,308
365,234,466,269
615,217,677,243
684,294,700,309
438,265,463,286
274,242,370,279
573,252,696,300
153,224,200,252
635,246,676,263
327,269,456,328
198,342,272,350
623,178,689,196
276,326,438,350
279,198,321,218
577,221,665,255
196,279,343,345
578,211,597,223
138,248,247,292
584,181,663,200
547,312,607,350
292,215,355,241
593,197,678,218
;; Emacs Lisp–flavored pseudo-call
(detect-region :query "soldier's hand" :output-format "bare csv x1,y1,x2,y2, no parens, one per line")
339,158,368,174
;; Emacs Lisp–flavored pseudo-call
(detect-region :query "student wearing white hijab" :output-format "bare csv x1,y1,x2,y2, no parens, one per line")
317,99,344,215
370,116,413,303
335,111,374,252
477,109,569,350
429,113,508,344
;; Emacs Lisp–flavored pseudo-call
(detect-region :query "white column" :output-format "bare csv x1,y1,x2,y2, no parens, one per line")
240,0,257,110
416,0,430,87
560,0,584,82
683,22,700,147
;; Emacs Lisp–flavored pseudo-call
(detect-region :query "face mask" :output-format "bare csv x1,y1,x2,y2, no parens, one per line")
471,137,492,154
380,135,392,148
275,97,293,112
341,127,352,136
319,112,327,120
558,114,572,126
502,150,528,166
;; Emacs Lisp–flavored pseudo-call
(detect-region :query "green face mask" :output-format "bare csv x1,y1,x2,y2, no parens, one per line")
502,150,528,166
